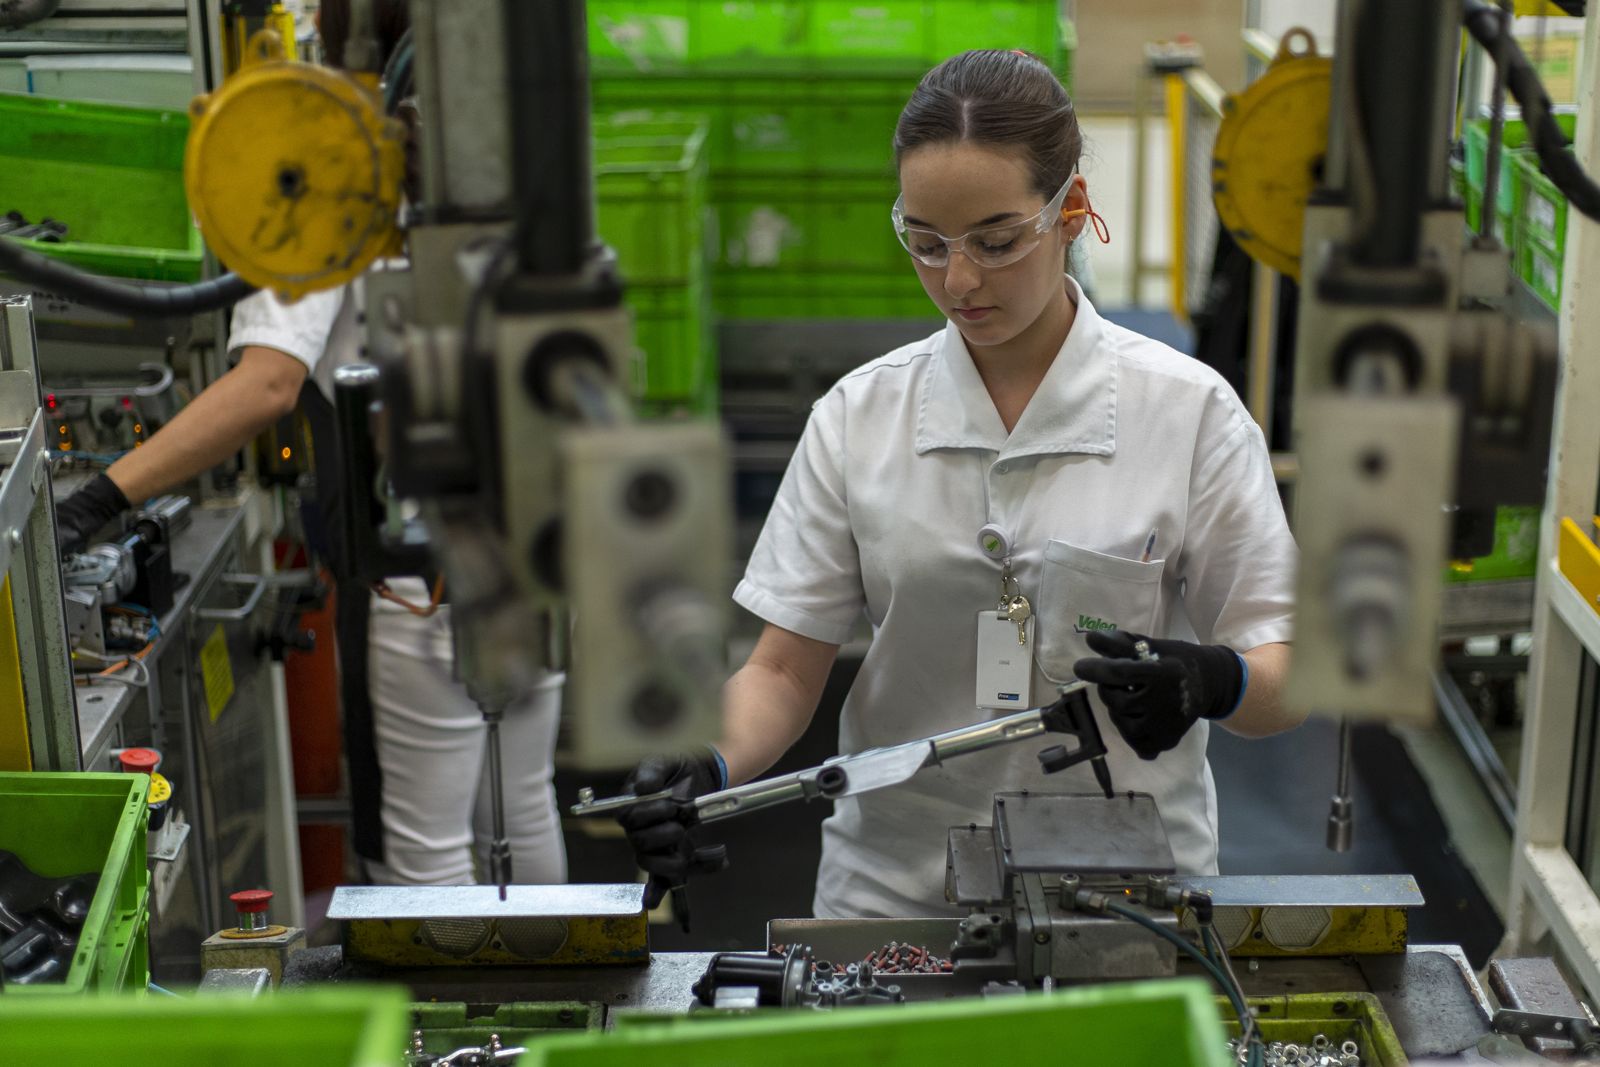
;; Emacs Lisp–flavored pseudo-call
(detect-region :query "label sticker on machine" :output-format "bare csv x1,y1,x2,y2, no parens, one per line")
201,624,235,722
976,610,1033,709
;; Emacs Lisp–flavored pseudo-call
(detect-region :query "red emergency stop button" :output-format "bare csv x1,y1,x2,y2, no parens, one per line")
118,748,160,774
230,888,273,932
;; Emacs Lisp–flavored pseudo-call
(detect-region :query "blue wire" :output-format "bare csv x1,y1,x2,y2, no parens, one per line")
148,981,182,997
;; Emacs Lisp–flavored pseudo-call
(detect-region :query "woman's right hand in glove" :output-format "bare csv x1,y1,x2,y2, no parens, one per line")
616,746,729,909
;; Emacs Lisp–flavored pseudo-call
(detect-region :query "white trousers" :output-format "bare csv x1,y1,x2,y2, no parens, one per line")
363,589,567,886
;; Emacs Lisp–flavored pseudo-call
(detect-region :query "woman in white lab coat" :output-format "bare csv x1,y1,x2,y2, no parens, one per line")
620,49,1300,918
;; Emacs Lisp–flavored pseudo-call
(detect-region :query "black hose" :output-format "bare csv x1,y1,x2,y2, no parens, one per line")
0,237,257,318
0,0,61,30
1465,0,1600,222
1103,901,1262,1067
381,26,415,114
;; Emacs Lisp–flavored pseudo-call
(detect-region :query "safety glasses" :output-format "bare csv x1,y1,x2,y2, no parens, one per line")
891,176,1108,269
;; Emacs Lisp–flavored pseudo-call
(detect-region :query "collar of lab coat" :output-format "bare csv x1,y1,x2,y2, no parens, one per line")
914,274,1116,461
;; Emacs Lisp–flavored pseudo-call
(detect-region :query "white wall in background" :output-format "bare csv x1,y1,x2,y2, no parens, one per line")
1256,0,1337,45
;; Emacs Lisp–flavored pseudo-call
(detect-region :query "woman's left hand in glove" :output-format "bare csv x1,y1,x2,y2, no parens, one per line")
1072,629,1245,760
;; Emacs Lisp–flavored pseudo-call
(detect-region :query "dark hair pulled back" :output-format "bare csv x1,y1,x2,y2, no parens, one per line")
894,49,1082,199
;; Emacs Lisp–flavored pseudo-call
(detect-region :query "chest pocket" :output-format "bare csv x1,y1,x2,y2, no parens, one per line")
1035,539,1165,683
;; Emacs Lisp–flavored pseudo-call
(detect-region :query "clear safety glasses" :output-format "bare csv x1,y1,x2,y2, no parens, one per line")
891,176,1110,269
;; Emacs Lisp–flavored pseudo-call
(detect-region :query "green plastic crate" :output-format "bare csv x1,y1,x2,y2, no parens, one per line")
588,0,1068,76
595,76,911,178
595,113,711,287
1517,233,1562,311
1462,113,1576,221
1222,994,1407,1067
0,94,203,282
0,986,411,1065
714,267,933,318
526,979,1231,1067
627,279,717,413
714,173,903,274
0,771,150,995
1445,505,1541,583
1516,151,1568,256
409,1001,600,1056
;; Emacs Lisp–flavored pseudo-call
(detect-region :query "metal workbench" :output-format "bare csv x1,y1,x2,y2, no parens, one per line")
74,502,246,770
59,493,304,979
287,941,1495,1057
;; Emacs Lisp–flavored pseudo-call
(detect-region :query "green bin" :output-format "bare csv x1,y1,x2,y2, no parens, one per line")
0,94,203,282
1517,235,1563,311
595,113,711,286
0,986,411,1066
1515,150,1569,257
626,279,717,412
0,772,150,995
525,979,1232,1067
1222,993,1407,1067
588,0,1068,77
594,113,717,413
714,267,932,319
595,75,911,178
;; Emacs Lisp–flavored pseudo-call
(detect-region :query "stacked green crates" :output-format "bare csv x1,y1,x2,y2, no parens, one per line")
1514,149,1566,309
0,772,151,995
594,113,716,415
1460,114,1576,311
0,94,203,282
590,1,1074,322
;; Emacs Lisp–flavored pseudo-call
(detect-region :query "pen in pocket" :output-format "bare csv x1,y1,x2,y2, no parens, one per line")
1140,528,1158,563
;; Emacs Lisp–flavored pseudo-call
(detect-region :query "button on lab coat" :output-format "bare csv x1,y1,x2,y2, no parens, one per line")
734,277,1297,918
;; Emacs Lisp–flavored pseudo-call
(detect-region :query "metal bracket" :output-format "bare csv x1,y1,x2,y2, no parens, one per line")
194,573,268,622
1493,1008,1600,1053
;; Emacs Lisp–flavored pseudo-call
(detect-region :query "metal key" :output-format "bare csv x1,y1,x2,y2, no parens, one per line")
1005,594,1032,646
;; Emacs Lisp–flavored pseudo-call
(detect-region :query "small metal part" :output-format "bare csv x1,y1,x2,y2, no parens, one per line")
1133,639,1158,661
568,787,674,817
478,699,512,899
1327,717,1354,852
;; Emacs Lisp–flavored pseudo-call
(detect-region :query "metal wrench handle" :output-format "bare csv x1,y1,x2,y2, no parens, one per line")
570,683,1093,823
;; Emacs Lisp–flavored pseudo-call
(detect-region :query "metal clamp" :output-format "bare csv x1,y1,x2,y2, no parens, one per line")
46,362,175,399
195,573,269,622
1493,1008,1600,1054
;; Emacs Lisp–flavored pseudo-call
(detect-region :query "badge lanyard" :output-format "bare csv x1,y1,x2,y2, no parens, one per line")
974,524,1033,709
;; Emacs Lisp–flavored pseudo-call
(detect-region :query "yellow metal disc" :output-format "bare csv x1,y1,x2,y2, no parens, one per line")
1211,28,1331,281
184,58,405,301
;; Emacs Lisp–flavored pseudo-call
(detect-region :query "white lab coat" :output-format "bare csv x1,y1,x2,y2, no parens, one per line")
229,286,567,886
735,276,1296,918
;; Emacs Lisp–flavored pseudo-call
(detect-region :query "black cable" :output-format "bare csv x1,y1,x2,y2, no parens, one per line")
0,237,257,318
1104,901,1261,1067
1464,0,1600,222
381,26,414,114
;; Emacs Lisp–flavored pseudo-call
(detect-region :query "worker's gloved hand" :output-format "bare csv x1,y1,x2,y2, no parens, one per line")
616,747,728,909
53,473,130,556
1072,629,1245,761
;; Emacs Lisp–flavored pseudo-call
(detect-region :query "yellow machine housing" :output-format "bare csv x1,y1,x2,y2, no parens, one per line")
184,32,405,301
1211,28,1332,281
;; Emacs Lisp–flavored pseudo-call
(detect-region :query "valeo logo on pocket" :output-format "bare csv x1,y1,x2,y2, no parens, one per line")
1073,614,1117,634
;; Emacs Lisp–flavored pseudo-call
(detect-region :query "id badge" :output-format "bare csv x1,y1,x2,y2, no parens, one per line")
976,609,1033,709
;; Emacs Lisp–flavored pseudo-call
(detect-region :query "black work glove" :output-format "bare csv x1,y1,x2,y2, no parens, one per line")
54,473,130,556
616,747,728,909
1073,629,1245,761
